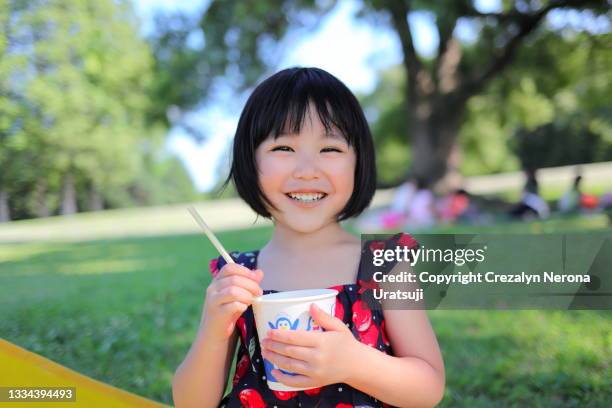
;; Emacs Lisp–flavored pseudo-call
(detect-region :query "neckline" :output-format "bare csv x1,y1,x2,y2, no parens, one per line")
252,247,364,293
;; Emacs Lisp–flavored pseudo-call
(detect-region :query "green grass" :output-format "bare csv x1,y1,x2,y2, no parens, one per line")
1,217,611,407
0,228,271,406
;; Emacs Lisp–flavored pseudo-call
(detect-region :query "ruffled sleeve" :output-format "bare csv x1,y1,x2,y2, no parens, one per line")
208,252,239,279
208,255,222,278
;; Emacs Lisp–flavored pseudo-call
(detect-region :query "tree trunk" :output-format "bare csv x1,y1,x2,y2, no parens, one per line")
384,0,567,193
88,185,104,212
33,180,51,218
0,189,10,222
410,98,466,193
60,172,78,215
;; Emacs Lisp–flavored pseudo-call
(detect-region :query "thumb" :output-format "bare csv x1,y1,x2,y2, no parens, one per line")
252,269,264,280
310,303,344,331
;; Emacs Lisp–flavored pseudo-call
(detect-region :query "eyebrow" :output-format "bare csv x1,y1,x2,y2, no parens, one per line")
277,131,345,140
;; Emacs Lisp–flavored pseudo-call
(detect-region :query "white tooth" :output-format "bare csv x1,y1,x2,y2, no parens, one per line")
289,192,324,201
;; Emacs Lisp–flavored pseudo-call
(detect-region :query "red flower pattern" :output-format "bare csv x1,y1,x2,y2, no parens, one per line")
352,299,372,332
272,390,297,400
233,353,250,386
358,322,380,347
238,388,266,408
334,297,345,320
304,386,322,396
236,316,247,343
209,257,219,278
397,232,418,249
369,240,385,252
212,234,418,407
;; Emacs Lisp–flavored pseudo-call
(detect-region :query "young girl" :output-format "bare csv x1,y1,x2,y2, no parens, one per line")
173,67,445,408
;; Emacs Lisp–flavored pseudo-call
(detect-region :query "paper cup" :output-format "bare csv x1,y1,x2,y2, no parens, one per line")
252,288,338,391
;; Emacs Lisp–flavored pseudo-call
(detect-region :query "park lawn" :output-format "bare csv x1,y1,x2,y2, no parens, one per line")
0,218,610,407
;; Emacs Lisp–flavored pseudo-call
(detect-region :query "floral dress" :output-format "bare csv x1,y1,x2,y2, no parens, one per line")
207,232,420,408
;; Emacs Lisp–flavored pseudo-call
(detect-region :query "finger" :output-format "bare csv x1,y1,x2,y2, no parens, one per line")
310,303,347,332
261,349,310,376
252,268,264,282
263,339,314,361
218,263,263,282
217,274,263,297
219,301,249,318
215,286,257,306
271,369,315,389
267,328,320,347
223,302,248,335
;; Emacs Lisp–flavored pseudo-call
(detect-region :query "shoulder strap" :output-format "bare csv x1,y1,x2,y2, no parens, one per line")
357,232,420,282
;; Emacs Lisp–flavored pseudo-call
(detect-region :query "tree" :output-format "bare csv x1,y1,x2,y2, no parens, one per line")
366,29,611,182
0,0,199,221
150,0,607,190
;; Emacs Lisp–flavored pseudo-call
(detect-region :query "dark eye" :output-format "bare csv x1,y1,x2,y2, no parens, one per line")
272,146,292,152
322,147,342,153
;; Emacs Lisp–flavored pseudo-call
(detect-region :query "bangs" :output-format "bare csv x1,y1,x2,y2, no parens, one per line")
272,97,352,146
250,69,357,148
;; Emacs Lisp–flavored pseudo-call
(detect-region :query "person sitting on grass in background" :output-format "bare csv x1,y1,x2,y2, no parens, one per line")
509,168,550,220
406,178,437,228
558,169,583,214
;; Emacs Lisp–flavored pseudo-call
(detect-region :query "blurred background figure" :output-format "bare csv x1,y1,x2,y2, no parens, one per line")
405,178,437,228
378,176,416,229
600,192,612,225
558,168,583,213
509,168,550,220
389,176,416,216
437,189,475,223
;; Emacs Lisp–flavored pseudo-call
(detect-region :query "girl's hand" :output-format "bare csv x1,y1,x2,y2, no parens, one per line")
260,303,359,388
200,263,264,342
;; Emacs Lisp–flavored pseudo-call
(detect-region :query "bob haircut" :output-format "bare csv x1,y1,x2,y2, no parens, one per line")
219,67,377,223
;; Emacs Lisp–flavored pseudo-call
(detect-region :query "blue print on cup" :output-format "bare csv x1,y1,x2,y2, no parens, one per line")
268,316,300,331
263,357,300,381
264,314,301,381
306,315,322,331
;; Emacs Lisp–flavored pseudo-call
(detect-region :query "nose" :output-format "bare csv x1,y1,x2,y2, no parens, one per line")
293,151,320,179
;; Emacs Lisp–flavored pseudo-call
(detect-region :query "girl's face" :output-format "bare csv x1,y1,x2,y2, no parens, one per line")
255,103,357,233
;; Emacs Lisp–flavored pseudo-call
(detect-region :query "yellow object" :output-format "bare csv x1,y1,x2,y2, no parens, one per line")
0,338,170,407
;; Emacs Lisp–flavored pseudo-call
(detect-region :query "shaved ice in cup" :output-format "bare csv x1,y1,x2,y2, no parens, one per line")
252,288,338,391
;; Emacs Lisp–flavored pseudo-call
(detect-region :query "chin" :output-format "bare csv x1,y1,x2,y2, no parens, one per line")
280,215,334,233
287,220,328,234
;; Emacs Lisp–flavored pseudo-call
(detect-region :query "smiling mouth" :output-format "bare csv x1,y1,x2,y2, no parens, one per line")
285,193,328,203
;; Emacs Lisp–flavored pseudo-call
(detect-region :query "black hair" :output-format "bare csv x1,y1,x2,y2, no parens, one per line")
218,67,376,222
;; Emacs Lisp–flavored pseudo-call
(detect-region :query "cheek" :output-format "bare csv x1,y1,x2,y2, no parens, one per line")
257,160,285,192
332,158,356,195
339,172,355,196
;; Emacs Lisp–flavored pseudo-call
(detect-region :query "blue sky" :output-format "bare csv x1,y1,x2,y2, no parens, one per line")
131,0,555,192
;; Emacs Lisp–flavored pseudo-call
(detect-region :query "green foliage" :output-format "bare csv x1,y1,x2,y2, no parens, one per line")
359,66,411,186
365,29,611,179
147,0,339,133
1,0,198,220
513,118,612,171
504,31,612,170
